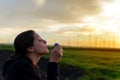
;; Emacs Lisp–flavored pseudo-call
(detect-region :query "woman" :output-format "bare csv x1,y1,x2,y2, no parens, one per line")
2,30,63,80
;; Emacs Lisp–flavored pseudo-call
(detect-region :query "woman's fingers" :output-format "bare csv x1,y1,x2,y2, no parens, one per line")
49,44,63,63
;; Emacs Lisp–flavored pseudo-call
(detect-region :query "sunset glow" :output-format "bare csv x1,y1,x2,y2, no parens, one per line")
0,0,120,48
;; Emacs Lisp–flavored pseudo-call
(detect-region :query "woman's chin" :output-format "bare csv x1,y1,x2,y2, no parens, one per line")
38,49,49,55
42,49,49,55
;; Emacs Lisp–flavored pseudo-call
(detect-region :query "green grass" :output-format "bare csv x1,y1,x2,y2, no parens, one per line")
1,45,120,80
62,49,120,69
0,44,14,51
44,46,120,80
60,48,120,80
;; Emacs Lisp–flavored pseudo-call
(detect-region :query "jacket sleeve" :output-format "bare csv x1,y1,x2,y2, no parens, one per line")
47,62,60,80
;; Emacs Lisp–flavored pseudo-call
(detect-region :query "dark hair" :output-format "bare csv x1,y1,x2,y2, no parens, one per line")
14,30,35,56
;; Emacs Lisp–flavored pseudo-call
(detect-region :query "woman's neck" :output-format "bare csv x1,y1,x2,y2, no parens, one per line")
27,53,41,66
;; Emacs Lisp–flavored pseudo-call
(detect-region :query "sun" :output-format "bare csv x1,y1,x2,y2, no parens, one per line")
34,0,45,7
99,0,120,34
83,0,120,35
101,0,120,17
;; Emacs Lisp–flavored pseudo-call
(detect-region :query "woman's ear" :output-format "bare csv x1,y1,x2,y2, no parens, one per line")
27,47,34,53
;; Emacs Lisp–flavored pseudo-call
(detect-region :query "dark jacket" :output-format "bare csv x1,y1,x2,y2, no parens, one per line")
2,55,59,80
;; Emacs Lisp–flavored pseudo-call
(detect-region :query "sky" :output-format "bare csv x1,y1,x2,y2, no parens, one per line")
1,0,120,48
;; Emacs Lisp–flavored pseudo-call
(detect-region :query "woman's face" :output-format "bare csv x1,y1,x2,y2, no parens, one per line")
32,32,49,55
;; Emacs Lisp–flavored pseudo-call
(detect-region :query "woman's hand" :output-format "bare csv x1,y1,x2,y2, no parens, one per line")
49,45,63,63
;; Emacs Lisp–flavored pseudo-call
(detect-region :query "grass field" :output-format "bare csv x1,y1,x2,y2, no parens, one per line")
1,44,120,80
60,48,120,80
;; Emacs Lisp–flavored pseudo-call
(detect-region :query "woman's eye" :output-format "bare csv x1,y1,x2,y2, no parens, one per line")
39,39,43,42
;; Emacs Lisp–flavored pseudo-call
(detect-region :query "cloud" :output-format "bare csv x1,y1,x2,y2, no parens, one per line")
52,24,97,36
0,0,113,30
78,26,96,32
0,0,111,25
55,23,119,36
35,0,111,23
